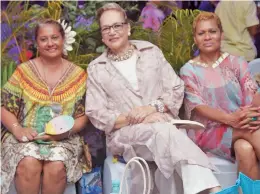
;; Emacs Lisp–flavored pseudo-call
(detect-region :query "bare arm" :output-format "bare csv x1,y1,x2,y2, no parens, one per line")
248,25,259,38
252,93,260,107
194,104,260,130
1,107,38,141
70,115,88,135
193,105,229,125
1,107,21,134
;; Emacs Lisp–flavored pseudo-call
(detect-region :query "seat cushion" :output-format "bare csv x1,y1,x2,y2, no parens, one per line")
207,153,237,173
207,153,238,189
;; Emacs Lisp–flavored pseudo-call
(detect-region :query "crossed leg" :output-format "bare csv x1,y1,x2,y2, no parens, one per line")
232,129,260,180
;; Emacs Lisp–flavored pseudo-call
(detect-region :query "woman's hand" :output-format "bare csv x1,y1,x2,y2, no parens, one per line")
34,132,69,142
12,127,38,142
142,112,166,124
127,106,157,125
226,106,260,131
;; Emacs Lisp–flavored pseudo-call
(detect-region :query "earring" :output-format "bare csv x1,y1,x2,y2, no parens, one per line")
192,43,197,52
128,32,131,36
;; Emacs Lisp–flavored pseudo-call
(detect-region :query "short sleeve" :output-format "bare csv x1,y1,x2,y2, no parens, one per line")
180,64,209,127
245,1,259,27
180,64,207,119
73,92,86,118
1,66,23,117
72,71,87,118
237,57,258,105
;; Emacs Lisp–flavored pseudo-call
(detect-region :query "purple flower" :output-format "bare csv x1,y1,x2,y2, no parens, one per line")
140,3,165,31
74,16,94,29
1,23,12,42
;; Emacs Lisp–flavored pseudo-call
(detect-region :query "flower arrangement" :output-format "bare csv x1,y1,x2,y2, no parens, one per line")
140,3,166,31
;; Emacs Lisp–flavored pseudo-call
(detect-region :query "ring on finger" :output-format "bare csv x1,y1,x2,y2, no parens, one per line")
251,117,258,121
21,136,29,142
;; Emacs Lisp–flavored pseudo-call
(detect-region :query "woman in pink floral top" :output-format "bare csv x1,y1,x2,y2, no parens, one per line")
180,12,260,180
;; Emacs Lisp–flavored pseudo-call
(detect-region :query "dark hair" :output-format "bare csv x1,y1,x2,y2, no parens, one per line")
35,19,65,40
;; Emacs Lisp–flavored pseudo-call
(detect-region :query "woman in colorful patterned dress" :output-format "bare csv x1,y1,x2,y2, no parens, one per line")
180,12,260,180
1,19,89,194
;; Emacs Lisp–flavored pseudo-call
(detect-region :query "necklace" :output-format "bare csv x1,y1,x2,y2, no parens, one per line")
108,44,135,62
190,52,229,68
40,57,65,92
36,58,69,117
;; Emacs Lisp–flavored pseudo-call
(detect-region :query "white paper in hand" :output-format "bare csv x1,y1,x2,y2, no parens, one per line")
170,119,205,130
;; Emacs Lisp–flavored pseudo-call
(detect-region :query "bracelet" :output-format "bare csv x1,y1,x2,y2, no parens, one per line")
11,122,21,131
149,100,165,113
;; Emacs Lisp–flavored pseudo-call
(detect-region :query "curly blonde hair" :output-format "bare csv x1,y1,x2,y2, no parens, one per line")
193,12,223,34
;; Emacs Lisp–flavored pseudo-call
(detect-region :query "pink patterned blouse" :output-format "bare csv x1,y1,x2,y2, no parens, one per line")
180,53,258,161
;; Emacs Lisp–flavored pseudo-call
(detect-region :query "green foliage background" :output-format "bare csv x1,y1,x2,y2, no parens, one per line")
1,0,200,87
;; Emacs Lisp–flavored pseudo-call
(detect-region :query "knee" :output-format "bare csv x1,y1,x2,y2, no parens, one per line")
234,139,256,160
16,157,42,180
43,162,66,181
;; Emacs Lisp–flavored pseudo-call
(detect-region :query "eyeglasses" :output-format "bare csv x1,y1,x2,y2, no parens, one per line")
101,22,127,34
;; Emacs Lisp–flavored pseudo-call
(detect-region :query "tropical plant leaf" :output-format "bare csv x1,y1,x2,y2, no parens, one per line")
157,9,200,72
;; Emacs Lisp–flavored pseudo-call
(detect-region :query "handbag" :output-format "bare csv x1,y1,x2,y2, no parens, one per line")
119,157,151,194
81,137,92,173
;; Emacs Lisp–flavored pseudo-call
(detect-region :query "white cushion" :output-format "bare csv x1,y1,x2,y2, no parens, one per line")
207,153,238,189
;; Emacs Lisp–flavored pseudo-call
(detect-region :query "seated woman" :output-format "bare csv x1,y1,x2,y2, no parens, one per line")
180,12,260,180
1,19,89,194
85,3,221,194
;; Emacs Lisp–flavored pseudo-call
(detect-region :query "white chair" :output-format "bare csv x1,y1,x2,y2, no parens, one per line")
207,153,238,189
103,154,238,193
8,181,76,194
103,155,130,194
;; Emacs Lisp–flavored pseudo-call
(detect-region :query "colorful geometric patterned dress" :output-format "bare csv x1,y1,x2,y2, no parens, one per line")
1,61,88,194
180,53,259,161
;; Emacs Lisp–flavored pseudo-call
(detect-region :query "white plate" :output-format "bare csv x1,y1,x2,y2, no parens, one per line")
170,119,205,130
44,115,75,135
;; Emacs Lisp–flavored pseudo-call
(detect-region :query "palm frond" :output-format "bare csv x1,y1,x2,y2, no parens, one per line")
157,9,200,72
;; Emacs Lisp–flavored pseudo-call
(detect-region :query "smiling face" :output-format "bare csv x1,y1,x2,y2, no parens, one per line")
36,24,64,59
194,19,223,54
99,10,130,53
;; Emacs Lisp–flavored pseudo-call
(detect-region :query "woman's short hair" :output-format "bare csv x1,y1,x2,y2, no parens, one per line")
193,12,223,34
97,3,127,25
35,19,65,40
